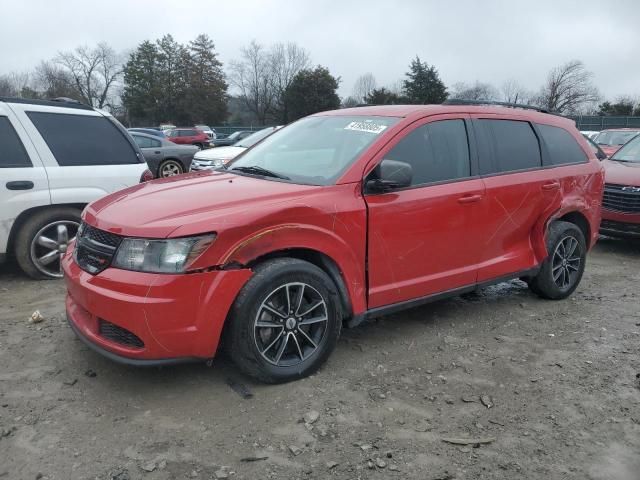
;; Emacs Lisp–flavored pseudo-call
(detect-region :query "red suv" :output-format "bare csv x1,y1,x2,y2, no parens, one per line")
166,128,210,149
600,134,640,237
593,128,640,157
63,105,604,383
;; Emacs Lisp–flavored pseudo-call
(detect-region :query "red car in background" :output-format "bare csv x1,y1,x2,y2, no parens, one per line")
63,104,603,383
600,135,640,237
166,128,211,149
593,128,640,157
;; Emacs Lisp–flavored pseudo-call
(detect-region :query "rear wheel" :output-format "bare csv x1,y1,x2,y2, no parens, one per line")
14,207,81,279
528,221,586,299
227,258,342,383
158,159,184,177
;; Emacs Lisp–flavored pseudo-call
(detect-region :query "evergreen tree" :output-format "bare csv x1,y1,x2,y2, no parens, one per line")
284,66,340,120
402,56,448,104
122,40,161,125
365,87,402,105
186,34,228,125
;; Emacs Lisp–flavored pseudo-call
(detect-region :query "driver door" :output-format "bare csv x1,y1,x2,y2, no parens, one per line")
365,115,485,309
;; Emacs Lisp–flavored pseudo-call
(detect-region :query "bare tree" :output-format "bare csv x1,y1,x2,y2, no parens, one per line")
229,40,276,125
501,79,532,104
34,61,79,100
0,72,31,97
352,73,377,103
536,60,600,113
450,81,499,101
55,42,122,108
270,42,310,122
341,96,360,108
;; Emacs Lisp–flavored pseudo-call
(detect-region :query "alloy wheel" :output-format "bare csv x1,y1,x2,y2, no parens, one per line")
29,220,79,278
160,161,182,177
552,235,582,290
254,282,328,367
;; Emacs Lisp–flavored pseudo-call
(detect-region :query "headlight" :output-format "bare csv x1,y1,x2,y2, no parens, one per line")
112,234,215,273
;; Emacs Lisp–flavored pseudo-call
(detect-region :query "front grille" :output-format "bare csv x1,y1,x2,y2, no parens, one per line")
82,224,122,248
602,183,640,213
98,319,144,348
601,219,640,236
74,223,122,274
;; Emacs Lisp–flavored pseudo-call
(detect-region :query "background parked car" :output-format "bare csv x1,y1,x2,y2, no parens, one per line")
594,128,640,157
0,96,147,279
159,123,176,131
194,125,217,140
580,130,600,140
190,126,280,170
166,128,211,149
582,133,608,160
211,130,253,147
130,131,198,178
128,127,166,138
600,134,640,238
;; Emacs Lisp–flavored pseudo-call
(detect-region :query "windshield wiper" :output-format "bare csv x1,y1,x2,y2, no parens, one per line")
230,165,290,180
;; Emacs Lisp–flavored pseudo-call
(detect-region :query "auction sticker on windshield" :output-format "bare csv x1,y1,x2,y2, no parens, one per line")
344,120,388,134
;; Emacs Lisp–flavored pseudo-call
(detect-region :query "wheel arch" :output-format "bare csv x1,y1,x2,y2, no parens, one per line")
246,248,353,320
7,203,85,256
558,210,590,245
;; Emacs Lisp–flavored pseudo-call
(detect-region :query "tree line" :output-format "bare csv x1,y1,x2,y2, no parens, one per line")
1,36,639,128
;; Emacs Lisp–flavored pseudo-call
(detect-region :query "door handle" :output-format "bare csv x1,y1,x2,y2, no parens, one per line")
542,182,560,191
6,181,34,190
458,194,483,204
154,151,161,154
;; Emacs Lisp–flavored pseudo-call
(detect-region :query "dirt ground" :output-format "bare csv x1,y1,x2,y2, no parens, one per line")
1,238,639,480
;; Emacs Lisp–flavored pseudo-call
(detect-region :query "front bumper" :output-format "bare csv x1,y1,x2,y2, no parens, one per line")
62,250,252,363
600,209,640,238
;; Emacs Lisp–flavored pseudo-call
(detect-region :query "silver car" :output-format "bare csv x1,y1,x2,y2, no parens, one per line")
129,131,199,178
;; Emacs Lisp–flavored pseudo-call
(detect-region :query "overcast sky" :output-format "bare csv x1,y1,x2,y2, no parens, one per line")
1,0,638,100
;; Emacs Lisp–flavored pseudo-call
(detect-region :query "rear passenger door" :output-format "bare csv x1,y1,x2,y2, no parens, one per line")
471,116,562,282
132,134,163,164
15,107,147,204
0,107,50,255
365,115,486,308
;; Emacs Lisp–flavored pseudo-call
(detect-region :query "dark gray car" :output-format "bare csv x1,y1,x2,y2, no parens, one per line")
129,131,199,178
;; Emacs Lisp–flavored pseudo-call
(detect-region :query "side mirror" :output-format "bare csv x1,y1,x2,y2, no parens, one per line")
366,159,413,193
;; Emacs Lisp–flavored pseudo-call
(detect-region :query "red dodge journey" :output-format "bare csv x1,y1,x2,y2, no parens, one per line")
63,104,604,383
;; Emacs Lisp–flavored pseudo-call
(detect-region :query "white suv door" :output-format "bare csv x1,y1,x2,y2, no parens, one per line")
9,104,147,205
0,104,50,258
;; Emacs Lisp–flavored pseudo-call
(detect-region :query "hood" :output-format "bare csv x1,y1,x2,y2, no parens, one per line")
602,159,640,186
193,146,246,162
84,170,318,238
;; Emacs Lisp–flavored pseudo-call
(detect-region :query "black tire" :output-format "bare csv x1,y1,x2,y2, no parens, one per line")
528,221,587,300
158,159,184,177
14,207,82,280
226,258,342,383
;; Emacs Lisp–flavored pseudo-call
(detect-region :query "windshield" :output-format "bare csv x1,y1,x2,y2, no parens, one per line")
595,130,640,146
611,135,640,162
235,127,278,148
227,116,399,185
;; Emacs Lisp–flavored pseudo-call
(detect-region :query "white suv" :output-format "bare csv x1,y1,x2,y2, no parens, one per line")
0,97,148,279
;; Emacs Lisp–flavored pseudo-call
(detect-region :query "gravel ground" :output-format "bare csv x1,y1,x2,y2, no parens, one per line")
1,238,639,480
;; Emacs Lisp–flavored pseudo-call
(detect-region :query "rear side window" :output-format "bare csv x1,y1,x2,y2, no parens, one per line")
27,112,139,166
132,135,160,149
0,117,31,167
537,124,588,165
385,119,471,186
475,119,541,175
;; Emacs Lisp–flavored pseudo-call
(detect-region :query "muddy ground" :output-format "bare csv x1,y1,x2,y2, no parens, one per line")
1,238,639,480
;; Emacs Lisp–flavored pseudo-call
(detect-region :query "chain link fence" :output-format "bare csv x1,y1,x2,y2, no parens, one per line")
567,116,640,131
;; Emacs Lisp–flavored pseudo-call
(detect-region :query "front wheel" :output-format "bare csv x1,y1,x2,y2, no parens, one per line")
14,207,81,279
528,221,587,300
227,258,342,383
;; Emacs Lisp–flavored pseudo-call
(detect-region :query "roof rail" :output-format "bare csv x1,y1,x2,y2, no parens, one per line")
0,96,93,111
442,99,553,114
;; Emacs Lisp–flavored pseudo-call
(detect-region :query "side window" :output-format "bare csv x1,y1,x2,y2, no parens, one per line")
133,135,154,149
537,124,588,165
475,119,541,175
150,138,161,148
0,117,32,168
27,112,139,166
384,119,471,186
